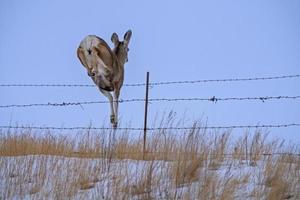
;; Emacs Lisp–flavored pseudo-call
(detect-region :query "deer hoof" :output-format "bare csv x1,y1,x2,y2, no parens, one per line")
113,121,118,129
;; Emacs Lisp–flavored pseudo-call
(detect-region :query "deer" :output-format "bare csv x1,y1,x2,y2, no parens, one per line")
77,30,132,128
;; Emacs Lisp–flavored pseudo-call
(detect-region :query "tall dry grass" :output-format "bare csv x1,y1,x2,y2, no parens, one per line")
1,114,299,199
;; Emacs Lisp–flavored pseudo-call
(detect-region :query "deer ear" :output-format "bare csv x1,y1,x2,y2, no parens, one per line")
124,30,132,44
111,32,119,46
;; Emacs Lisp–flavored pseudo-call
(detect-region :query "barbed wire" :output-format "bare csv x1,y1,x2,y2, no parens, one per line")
148,96,300,103
0,99,142,108
1,74,299,88
149,74,300,86
115,151,300,157
1,123,299,131
1,95,299,108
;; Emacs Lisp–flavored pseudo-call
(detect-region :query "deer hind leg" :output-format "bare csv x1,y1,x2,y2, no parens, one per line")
99,89,115,126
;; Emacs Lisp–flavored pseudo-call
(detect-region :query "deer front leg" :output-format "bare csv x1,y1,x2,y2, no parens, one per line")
99,89,115,126
113,89,120,128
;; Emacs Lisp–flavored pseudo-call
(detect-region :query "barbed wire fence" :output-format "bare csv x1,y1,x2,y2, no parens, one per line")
1,73,300,128
1,73,300,156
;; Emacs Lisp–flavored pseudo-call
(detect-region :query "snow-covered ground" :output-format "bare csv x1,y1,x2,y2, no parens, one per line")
1,154,299,200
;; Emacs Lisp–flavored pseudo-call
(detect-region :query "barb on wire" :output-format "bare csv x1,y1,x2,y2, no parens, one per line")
0,123,299,131
0,74,299,88
0,95,299,108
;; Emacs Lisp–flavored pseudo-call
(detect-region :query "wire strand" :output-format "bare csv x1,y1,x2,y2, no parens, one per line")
0,123,299,131
1,74,299,87
1,95,299,108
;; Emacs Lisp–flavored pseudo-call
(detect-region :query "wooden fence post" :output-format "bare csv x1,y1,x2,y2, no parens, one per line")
143,72,150,160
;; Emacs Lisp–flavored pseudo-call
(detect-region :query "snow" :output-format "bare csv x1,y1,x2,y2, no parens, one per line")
1,154,299,199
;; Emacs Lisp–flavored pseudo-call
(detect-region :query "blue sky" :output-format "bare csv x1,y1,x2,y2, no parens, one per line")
0,0,300,142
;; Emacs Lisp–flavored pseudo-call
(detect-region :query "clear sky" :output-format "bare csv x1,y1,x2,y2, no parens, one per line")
0,0,300,143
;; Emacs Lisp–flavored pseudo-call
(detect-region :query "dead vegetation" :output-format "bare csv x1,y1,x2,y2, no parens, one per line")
0,115,299,199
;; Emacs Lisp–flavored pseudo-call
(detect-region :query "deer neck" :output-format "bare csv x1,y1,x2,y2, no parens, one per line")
113,49,126,67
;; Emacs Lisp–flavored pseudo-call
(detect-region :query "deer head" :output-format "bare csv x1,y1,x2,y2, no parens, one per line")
111,30,132,65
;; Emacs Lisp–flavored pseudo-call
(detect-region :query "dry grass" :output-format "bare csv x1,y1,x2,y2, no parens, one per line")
1,115,299,199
